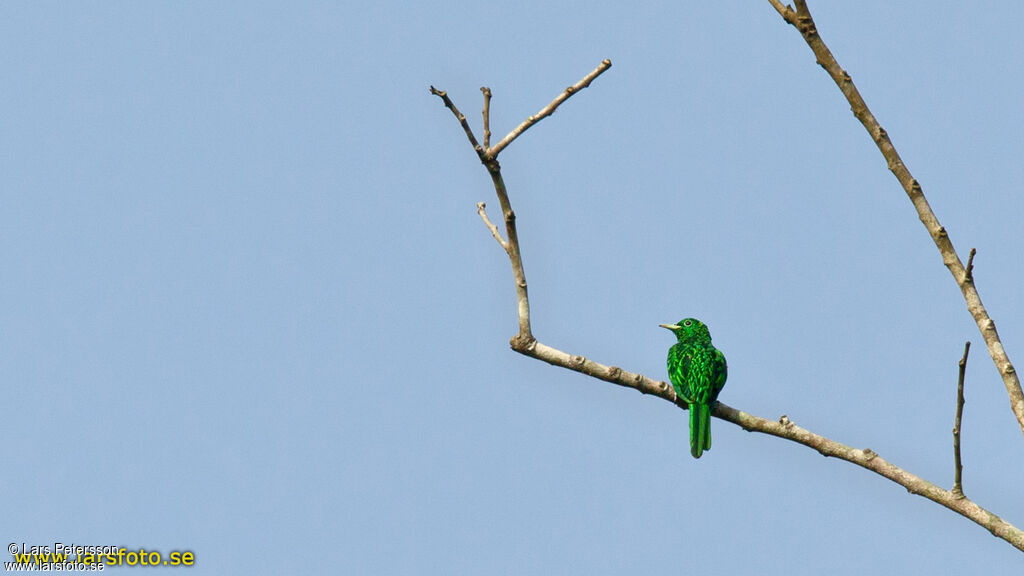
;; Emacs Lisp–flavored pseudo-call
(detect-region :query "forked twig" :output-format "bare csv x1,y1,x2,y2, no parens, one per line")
431,60,612,340
488,59,612,158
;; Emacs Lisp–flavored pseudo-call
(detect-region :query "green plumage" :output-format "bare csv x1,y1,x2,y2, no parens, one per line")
661,318,727,459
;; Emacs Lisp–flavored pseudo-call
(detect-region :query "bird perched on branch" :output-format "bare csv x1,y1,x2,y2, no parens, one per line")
660,318,728,458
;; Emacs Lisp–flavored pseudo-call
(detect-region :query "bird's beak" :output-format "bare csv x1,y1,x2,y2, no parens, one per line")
659,323,680,330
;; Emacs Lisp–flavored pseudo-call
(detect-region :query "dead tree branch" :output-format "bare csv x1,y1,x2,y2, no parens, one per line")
431,49,1023,552
431,60,611,340
768,0,1024,438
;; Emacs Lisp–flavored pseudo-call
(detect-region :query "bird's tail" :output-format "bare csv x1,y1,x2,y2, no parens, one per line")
689,402,712,459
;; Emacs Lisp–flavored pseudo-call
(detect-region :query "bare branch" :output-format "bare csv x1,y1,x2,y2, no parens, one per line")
488,59,612,158
429,86,485,159
509,335,1024,552
487,167,532,339
431,61,613,339
432,61,611,165
771,0,1024,436
476,202,508,252
481,87,492,150
965,248,977,283
432,54,1024,553
953,341,970,498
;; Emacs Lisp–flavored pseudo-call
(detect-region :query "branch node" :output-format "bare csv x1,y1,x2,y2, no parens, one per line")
862,448,877,461
608,366,622,381
510,333,536,352
796,15,816,37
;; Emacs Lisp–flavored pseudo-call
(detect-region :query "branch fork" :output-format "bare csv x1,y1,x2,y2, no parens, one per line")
432,60,612,341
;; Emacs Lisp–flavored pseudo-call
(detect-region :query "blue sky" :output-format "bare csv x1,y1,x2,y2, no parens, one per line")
3,1,1023,573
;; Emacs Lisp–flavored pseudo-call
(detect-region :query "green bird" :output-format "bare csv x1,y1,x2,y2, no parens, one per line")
660,318,728,459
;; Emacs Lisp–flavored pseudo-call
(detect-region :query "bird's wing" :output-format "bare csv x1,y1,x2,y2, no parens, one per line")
713,348,727,395
667,345,695,402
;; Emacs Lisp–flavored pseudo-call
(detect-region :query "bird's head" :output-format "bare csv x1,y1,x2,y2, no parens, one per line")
660,318,712,343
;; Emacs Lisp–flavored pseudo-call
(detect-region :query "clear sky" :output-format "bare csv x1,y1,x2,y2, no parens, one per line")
3,1,1023,573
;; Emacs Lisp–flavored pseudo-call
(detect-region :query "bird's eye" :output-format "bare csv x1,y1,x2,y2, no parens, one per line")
683,320,692,326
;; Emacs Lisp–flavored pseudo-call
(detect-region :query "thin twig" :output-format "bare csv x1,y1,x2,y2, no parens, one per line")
481,87,492,150
771,0,1024,437
476,202,508,252
488,59,612,158
429,86,485,159
953,341,970,498
965,248,976,283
